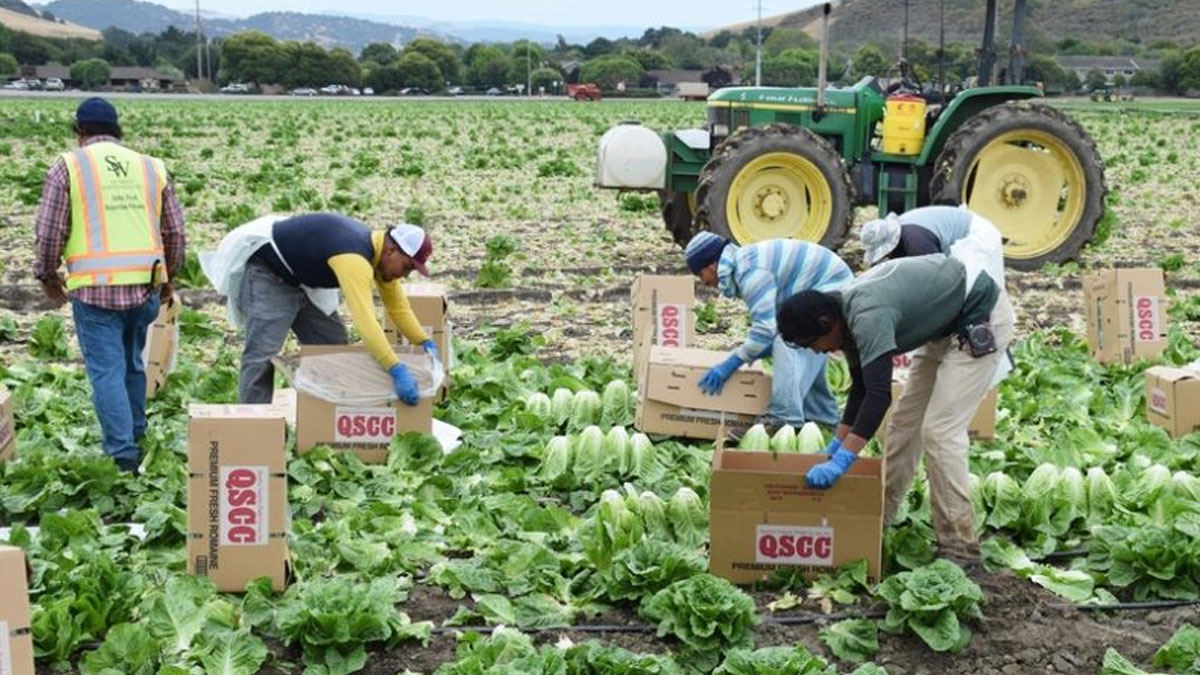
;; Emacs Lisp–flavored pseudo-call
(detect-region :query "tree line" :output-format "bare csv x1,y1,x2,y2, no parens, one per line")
2,20,1199,96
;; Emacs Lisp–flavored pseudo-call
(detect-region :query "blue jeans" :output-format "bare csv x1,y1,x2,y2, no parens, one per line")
71,293,161,465
765,335,840,427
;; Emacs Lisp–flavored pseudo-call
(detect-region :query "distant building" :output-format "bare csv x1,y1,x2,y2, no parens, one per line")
644,69,706,96
1055,56,1160,85
10,64,179,90
560,60,581,84
642,67,741,97
108,67,179,90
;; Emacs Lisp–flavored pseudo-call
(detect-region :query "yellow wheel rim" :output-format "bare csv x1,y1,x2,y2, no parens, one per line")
725,152,833,244
961,129,1087,261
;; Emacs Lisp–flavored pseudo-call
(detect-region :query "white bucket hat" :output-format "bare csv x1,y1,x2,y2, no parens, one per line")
861,213,902,266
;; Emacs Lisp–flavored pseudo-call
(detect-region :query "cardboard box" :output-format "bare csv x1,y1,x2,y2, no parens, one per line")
272,388,297,429
384,283,450,374
709,446,883,584
1145,366,1200,438
891,351,916,378
631,275,695,386
636,346,769,441
145,295,181,398
0,546,35,675
878,381,997,442
1084,268,1168,365
968,388,997,440
0,385,14,462
187,403,290,593
277,345,434,463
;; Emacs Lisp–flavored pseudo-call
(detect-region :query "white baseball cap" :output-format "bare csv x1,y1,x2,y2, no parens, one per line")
388,223,432,276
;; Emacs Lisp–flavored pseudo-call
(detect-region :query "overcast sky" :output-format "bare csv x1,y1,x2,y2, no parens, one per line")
155,0,823,30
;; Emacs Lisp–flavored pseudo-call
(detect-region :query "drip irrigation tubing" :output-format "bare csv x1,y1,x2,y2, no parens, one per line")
761,609,888,625
1060,599,1200,612
430,623,653,635
430,609,889,635
1032,548,1088,561
429,598,1200,635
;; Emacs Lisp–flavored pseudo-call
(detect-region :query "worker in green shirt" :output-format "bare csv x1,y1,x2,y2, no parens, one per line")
777,254,1014,564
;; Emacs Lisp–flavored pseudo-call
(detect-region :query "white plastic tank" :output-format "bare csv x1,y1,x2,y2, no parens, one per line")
595,122,668,189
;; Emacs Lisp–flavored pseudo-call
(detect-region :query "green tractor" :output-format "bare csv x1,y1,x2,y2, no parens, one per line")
595,1,1105,270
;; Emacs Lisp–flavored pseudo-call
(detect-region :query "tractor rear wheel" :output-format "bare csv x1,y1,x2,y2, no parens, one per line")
694,124,854,249
930,102,1106,271
660,190,697,247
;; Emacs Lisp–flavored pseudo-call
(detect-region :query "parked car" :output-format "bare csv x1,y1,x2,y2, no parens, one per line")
44,77,64,91
219,83,251,94
486,87,503,96
362,87,374,96
566,83,601,102
448,86,466,96
1,80,28,90
290,87,317,96
400,87,429,96
350,88,361,96
320,84,356,96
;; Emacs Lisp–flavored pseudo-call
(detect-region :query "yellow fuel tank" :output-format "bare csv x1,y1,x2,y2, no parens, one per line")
882,94,927,155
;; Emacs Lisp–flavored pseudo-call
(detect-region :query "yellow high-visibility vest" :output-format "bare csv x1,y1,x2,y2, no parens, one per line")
61,142,167,290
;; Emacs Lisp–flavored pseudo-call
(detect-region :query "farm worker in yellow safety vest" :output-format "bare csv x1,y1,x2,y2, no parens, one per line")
205,213,436,405
32,97,187,474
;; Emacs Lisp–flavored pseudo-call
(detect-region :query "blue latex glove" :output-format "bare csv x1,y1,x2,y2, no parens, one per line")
822,437,842,455
422,339,440,363
806,448,857,489
698,354,743,395
389,363,420,406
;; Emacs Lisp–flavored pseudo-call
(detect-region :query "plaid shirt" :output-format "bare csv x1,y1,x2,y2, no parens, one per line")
33,136,186,310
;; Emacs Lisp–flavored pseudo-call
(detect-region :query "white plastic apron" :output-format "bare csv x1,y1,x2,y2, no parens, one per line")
947,211,1011,386
198,215,340,329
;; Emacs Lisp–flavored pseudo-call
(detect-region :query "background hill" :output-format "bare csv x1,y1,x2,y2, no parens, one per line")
711,0,1200,51
0,0,100,40
37,0,435,52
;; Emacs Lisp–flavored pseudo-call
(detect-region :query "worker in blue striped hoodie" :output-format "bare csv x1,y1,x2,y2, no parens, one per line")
684,232,853,436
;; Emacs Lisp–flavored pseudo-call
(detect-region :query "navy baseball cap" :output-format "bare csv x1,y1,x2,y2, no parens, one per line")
75,97,118,125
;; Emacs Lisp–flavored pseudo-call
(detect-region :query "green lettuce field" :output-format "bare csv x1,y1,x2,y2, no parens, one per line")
1,98,1200,674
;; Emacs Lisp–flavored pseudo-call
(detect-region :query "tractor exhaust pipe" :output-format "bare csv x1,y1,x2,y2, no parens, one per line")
815,2,831,119
978,0,998,87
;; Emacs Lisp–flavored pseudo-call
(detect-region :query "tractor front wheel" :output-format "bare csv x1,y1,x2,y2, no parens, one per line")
930,102,1106,271
660,190,697,247
694,124,854,249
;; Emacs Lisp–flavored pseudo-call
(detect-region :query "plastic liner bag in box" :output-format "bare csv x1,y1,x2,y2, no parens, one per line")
282,349,445,407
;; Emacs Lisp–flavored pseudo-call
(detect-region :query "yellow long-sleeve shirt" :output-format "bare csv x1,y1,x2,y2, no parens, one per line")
327,230,428,370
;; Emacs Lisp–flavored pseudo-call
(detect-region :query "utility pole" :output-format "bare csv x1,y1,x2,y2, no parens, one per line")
194,0,204,83
754,0,763,86
526,43,531,97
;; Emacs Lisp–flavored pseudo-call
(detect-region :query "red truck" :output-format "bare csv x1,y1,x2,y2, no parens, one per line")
567,83,601,101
